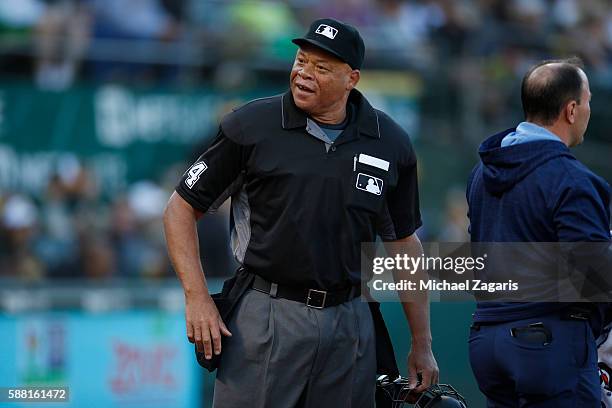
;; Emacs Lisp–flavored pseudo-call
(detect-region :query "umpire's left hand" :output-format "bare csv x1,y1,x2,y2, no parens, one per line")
407,341,439,393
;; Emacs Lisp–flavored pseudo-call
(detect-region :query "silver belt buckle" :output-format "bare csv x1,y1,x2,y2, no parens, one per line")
306,289,327,309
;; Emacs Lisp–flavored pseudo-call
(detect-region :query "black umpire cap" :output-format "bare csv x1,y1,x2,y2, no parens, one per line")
292,18,365,70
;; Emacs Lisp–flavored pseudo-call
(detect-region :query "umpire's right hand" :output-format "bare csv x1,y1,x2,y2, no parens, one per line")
185,292,232,359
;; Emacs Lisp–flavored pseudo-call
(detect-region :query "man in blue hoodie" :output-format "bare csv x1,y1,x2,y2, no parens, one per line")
466,58,612,407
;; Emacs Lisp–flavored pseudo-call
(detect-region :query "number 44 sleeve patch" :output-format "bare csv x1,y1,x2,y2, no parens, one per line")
185,161,208,189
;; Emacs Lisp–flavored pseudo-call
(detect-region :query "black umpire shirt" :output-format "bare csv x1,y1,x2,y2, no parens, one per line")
176,89,422,291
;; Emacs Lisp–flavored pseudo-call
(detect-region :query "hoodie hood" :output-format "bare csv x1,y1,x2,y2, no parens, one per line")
478,128,575,195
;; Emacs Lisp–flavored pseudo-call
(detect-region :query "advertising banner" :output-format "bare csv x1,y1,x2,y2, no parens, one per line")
0,311,201,408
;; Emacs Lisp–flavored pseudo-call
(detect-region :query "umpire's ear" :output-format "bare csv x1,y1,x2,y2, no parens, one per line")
347,69,360,91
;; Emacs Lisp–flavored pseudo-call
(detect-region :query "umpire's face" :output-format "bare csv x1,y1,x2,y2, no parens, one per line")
290,45,360,122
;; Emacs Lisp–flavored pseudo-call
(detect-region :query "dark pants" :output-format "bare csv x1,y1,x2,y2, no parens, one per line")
469,313,599,408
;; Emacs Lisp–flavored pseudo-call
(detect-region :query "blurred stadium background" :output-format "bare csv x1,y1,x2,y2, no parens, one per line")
0,0,611,406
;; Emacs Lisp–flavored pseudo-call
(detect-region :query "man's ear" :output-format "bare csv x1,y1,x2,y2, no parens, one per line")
566,100,577,124
347,69,360,91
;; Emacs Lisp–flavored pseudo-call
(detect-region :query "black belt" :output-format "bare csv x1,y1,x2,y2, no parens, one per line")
251,275,360,309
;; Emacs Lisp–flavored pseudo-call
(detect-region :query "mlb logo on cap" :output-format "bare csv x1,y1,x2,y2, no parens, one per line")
292,18,365,69
315,24,338,40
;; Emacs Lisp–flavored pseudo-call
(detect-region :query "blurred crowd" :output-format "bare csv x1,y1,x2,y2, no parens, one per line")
0,155,236,281
1,0,611,89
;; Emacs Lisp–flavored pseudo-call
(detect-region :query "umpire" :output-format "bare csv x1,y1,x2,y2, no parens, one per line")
163,18,438,407
467,58,612,407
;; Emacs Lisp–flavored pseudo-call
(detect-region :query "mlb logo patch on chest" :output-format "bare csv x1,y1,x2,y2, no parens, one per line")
356,173,383,195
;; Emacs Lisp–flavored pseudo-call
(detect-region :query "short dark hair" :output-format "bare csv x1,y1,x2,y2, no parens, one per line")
521,57,585,125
